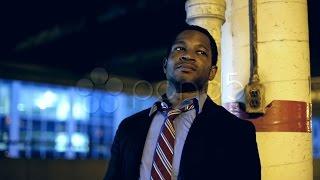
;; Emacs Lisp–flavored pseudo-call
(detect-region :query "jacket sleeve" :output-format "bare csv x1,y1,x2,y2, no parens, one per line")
240,121,261,180
103,121,125,180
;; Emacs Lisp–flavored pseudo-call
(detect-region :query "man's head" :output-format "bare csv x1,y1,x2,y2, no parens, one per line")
163,24,218,92
166,25,218,66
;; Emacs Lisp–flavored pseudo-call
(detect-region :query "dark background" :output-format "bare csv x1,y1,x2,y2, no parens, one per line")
0,0,319,85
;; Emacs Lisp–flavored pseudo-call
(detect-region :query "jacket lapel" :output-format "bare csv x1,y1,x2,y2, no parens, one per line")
128,108,155,178
178,97,219,178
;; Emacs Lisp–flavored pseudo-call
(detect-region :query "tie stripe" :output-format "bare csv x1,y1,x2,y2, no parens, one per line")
160,134,174,154
165,121,175,135
152,163,166,180
156,147,172,172
151,103,195,180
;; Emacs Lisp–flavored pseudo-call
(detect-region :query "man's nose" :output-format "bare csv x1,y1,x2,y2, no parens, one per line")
180,53,195,62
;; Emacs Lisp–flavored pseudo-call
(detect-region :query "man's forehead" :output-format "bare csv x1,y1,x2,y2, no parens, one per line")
174,30,211,45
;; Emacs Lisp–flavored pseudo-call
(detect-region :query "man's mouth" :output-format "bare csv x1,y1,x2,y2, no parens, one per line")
176,63,196,71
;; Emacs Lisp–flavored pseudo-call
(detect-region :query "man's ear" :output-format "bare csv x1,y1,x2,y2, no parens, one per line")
163,57,168,74
209,66,217,80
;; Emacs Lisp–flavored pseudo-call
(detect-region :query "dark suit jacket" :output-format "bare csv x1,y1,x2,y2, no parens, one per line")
104,97,261,180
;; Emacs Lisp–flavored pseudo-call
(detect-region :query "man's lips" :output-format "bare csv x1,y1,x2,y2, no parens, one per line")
175,63,197,71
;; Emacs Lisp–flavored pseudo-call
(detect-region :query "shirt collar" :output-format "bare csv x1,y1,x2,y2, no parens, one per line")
149,93,207,117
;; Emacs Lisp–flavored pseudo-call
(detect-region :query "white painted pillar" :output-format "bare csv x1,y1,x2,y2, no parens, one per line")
185,0,226,105
221,0,313,179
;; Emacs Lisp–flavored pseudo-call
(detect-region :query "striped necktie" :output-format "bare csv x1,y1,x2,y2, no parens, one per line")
150,103,195,180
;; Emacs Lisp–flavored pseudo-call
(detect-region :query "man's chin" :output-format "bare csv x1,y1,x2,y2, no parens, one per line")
171,81,200,92
174,74,194,83
167,76,202,92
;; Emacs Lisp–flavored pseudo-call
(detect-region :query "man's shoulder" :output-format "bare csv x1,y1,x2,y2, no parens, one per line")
126,108,151,120
204,101,256,133
117,108,152,130
220,106,256,133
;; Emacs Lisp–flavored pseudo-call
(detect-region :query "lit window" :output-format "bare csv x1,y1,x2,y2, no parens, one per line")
0,79,157,159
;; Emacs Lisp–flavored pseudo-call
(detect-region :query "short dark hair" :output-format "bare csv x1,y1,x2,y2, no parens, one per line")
166,24,218,66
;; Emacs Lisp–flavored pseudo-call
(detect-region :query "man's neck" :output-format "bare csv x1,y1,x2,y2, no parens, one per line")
166,84,207,108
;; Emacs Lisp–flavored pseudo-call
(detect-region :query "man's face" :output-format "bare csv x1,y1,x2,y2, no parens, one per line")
164,30,217,91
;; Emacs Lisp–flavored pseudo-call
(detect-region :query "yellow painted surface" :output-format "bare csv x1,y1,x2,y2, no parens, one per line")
229,1,311,104
257,34,311,105
258,41,310,81
231,0,309,45
260,78,310,105
258,1,309,42
263,160,313,180
231,0,311,103
257,132,313,179
256,132,313,166
257,0,310,104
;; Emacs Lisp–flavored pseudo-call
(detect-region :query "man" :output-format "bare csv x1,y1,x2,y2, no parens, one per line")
104,24,261,180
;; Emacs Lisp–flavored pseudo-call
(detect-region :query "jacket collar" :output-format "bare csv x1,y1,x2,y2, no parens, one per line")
149,93,208,117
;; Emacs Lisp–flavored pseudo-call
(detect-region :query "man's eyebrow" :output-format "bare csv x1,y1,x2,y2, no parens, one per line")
173,40,186,45
172,40,210,51
195,44,209,51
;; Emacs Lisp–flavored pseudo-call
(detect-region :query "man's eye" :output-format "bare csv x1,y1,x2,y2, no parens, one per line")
197,50,208,56
174,47,185,51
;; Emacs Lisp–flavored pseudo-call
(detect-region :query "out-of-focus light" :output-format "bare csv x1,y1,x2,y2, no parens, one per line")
72,102,89,120
17,103,25,111
56,101,70,120
55,133,68,152
312,119,320,158
71,133,86,147
0,143,7,150
35,90,57,109
71,133,89,152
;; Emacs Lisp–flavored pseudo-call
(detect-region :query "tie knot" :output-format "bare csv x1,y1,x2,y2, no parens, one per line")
165,103,195,120
149,97,199,117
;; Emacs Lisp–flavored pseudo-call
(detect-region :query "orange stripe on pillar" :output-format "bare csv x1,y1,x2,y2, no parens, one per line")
250,100,311,133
